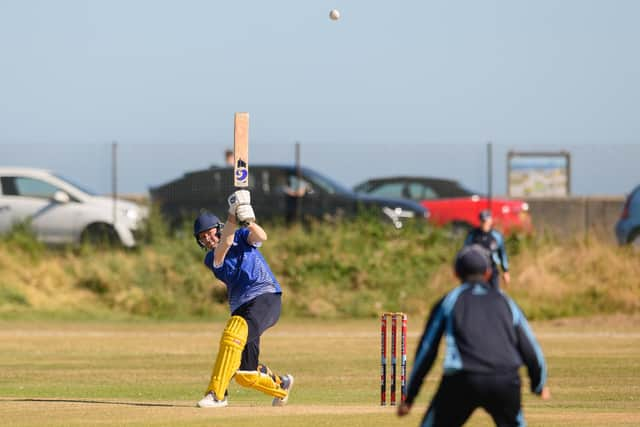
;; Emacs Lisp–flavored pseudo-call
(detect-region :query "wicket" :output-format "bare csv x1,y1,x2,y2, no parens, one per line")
380,312,407,406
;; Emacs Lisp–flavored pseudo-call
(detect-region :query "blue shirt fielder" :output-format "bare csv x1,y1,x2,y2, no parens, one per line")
465,210,510,288
398,245,550,426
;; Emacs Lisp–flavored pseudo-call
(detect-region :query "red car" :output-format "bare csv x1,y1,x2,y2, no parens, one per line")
353,176,532,235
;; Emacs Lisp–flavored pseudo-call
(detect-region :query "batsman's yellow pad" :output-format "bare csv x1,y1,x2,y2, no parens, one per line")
207,316,248,400
235,370,288,399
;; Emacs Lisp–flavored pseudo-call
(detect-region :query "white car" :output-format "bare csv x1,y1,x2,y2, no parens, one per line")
0,167,148,247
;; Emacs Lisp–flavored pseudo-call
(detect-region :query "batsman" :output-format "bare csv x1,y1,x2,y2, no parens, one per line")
193,190,294,408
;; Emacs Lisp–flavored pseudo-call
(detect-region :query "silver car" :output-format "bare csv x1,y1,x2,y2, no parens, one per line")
0,167,148,247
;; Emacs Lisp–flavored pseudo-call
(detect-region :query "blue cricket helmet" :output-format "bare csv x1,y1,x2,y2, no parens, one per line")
193,211,222,247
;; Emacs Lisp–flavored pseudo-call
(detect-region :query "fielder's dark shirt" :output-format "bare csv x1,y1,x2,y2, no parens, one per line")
465,228,509,273
405,282,546,405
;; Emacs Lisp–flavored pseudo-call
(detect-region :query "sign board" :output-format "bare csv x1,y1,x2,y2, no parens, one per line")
507,151,571,197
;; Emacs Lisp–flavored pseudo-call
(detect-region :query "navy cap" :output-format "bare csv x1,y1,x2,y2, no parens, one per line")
478,209,492,222
455,245,490,278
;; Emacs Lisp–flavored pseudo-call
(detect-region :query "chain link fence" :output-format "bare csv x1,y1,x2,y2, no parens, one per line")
1,142,637,241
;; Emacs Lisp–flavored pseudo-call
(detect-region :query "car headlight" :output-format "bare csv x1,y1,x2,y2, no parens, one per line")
395,207,415,218
120,208,139,221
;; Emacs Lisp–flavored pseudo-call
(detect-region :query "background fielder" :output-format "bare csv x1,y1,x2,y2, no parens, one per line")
193,190,293,408
464,210,510,288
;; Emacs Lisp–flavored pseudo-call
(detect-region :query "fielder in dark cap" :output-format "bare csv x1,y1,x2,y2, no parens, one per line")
464,209,511,288
398,245,550,427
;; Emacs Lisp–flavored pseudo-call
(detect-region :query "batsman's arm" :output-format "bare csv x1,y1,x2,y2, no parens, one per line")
247,221,267,246
213,214,238,267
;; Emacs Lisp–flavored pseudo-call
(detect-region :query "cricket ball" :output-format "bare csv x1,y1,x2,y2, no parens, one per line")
329,9,340,21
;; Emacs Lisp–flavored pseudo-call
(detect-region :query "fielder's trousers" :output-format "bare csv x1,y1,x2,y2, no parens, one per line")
421,371,524,427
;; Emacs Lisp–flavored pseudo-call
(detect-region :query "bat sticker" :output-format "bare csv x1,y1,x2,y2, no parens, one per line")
235,167,248,184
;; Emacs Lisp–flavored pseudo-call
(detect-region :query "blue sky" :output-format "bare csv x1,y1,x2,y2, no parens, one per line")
1,1,639,196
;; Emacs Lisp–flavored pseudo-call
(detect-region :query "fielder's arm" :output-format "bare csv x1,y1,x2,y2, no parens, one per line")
509,299,547,395
497,233,511,283
405,297,446,406
494,230,509,273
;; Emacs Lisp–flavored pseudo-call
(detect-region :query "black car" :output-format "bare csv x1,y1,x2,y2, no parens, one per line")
150,165,429,229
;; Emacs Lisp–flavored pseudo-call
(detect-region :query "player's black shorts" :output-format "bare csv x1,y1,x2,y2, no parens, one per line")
421,371,523,427
232,292,282,370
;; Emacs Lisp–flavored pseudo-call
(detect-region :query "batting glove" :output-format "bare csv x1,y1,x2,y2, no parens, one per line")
228,190,251,215
236,204,256,226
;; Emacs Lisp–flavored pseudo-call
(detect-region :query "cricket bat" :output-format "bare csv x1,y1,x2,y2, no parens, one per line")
233,112,252,226
234,112,249,188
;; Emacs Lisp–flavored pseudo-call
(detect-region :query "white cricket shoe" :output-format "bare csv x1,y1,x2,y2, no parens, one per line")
197,391,228,408
272,374,294,407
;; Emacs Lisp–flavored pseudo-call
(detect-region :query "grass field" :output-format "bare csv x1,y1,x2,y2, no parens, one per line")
1,316,639,427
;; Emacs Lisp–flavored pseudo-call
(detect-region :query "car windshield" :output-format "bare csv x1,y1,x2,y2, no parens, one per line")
302,168,353,196
364,179,480,199
53,173,98,196
456,183,481,197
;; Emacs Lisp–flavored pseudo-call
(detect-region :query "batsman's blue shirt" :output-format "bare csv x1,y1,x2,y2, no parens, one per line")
204,228,282,313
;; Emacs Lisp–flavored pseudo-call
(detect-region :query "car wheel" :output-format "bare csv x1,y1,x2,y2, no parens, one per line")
81,223,120,247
